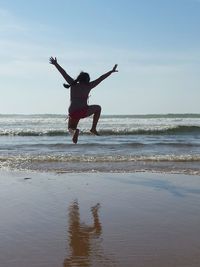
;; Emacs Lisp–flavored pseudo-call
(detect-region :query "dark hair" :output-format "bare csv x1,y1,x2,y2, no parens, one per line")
63,72,90,89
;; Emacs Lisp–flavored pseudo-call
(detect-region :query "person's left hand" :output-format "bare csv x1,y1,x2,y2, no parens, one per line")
49,57,57,65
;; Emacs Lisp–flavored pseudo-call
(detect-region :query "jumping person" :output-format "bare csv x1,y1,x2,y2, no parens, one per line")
49,57,118,143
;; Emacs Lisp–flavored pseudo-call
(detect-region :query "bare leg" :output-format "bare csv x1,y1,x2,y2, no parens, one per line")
90,110,101,135
91,203,102,235
68,117,80,144
86,105,101,135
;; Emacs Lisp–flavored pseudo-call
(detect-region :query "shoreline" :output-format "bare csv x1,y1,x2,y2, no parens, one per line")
1,170,200,266
1,166,200,176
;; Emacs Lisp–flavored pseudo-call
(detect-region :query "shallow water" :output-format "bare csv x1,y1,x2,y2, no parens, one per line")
0,114,200,174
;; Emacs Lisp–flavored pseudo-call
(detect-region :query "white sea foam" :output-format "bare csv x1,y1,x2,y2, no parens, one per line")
0,114,200,174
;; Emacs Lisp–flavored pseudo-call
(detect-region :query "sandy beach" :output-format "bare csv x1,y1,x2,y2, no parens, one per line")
1,170,200,267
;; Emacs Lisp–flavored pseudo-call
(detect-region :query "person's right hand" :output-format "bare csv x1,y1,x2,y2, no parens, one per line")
49,57,57,65
112,64,118,72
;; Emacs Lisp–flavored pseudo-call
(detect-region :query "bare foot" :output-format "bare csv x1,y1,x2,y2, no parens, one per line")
72,129,79,144
90,129,100,136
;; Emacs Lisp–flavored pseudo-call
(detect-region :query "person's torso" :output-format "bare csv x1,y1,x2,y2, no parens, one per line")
69,83,91,112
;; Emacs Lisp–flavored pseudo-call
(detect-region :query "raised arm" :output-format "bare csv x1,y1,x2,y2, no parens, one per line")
89,64,118,89
49,57,74,85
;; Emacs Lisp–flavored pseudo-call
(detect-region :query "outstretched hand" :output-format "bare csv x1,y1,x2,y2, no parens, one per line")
112,64,118,73
49,57,57,65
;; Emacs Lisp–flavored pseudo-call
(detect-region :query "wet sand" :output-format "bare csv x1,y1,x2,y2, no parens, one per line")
1,170,200,267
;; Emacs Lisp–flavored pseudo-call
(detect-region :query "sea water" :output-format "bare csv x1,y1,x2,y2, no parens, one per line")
0,114,200,174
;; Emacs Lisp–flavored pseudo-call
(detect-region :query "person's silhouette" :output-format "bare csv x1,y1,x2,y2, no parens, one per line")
49,57,118,143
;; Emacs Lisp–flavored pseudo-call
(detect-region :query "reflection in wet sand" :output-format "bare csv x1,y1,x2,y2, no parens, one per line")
63,201,103,266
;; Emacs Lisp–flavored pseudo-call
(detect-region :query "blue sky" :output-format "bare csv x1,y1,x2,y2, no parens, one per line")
0,0,200,114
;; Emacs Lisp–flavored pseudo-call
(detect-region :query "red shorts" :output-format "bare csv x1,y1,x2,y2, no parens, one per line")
69,107,88,120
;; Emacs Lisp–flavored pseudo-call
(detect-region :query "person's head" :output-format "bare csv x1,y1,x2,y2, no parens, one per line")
63,71,90,89
77,72,90,84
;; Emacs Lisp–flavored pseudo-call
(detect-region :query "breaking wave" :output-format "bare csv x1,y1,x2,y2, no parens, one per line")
0,125,200,136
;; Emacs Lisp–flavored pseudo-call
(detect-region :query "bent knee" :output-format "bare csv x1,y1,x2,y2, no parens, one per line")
87,105,101,117
95,105,101,112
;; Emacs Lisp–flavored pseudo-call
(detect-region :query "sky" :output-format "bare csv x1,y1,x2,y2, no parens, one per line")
0,0,200,115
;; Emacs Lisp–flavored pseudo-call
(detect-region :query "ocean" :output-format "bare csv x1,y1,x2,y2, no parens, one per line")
0,114,200,174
